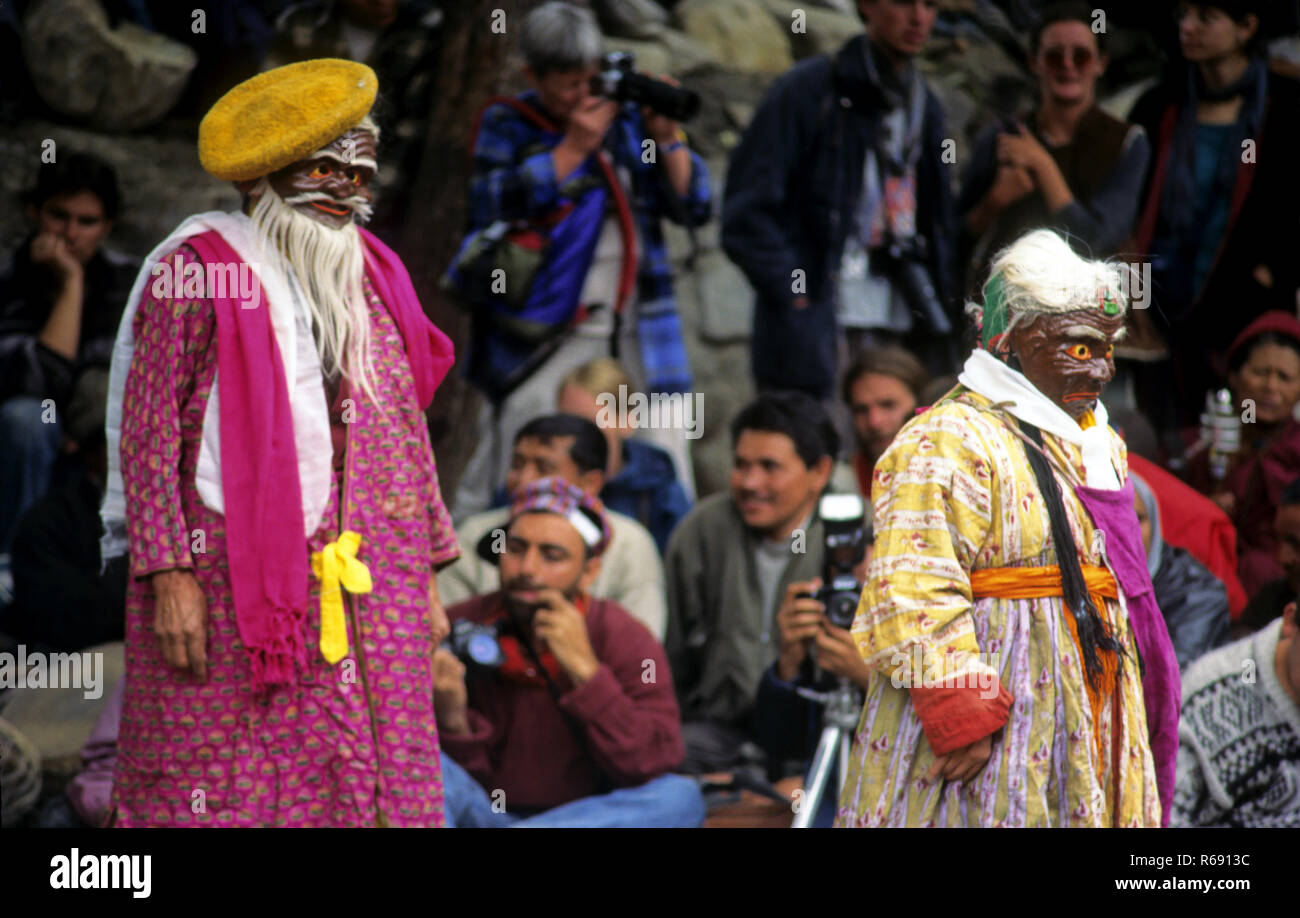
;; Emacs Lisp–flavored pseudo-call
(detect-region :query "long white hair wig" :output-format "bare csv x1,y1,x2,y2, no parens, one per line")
967,229,1131,350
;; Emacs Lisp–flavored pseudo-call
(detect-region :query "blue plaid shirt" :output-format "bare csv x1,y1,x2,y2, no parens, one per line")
467,90,712,392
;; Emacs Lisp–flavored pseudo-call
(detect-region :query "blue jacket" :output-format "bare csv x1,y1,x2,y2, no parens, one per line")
722,34,957,397
600,439,691,555
467,90,712,393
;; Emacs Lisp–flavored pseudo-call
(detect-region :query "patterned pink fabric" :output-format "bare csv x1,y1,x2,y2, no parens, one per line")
112,242,458,827
187,230,308,691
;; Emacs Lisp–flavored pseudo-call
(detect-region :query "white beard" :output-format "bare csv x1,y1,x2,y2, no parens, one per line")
248,179,378,404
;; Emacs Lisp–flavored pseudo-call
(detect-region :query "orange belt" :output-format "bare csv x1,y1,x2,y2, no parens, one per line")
969,564,1117,602
970,564,1123,803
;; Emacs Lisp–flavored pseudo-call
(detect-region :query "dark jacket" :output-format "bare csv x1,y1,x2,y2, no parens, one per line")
722,33,957,397
0,237,137,406
441,592,684,811
1152,542,1230,670
1129,71,1300,425
753,661,832,777
600,439,691,555
0,468,126,651
1234,577,1292,639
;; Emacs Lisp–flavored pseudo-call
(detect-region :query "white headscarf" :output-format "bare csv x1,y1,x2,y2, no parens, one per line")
99,211,332,565
958,348,1121,490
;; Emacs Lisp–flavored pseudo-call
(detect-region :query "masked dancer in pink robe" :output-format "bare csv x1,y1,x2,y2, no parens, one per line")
101,59,458,826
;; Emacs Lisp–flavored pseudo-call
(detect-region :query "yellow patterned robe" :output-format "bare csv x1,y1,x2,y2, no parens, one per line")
835,390,1161,827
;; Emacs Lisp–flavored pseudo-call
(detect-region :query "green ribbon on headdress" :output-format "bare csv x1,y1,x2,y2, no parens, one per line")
980,271,1009,351
981,270,1123,351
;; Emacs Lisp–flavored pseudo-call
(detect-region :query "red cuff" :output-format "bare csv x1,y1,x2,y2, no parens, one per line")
909,681,1014,756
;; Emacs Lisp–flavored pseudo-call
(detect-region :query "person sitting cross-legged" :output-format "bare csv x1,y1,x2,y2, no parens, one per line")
436,476,704,828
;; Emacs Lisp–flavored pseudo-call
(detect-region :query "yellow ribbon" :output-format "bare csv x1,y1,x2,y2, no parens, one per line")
310,530,372,665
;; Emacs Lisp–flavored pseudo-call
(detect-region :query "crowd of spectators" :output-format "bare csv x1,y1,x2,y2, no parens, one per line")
2,0,1299,828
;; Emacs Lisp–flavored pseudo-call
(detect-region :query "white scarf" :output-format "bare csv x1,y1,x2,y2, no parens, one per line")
100,211,332,563
958,348,1120,490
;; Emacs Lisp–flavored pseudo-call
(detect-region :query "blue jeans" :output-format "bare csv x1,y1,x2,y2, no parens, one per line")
440,755,706,828
0,397,61,553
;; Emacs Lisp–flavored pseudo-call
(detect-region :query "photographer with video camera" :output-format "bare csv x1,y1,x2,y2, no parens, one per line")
435,476,704,828
665,393,841,782
449,0,710,521
756,493,874,827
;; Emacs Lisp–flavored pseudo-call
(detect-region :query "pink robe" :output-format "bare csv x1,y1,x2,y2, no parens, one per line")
111,242,458,826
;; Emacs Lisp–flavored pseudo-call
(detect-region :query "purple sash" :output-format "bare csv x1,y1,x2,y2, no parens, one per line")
1076,478,1180,826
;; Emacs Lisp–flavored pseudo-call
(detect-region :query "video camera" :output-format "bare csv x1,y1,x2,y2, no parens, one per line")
590,51,701,123
812,493,871,630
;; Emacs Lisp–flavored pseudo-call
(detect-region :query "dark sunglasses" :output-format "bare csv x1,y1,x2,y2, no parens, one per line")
1042,46,1096,70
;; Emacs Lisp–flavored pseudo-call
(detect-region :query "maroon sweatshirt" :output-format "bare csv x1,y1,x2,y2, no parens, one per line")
441,592,686,811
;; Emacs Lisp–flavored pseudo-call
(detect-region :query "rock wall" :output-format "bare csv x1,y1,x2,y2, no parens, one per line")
4,0,1167,500
0,117,237,265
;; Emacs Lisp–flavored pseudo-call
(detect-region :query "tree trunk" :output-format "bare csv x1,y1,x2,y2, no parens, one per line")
401,0,540,500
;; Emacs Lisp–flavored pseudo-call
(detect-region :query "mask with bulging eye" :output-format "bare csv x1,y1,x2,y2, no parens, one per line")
1005,310,1123,419
268,129,378,229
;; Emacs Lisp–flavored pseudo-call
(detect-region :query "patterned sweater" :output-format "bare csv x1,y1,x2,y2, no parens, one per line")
1172,618,1300,827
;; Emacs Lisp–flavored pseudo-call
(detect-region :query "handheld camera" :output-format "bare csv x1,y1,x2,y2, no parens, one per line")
590,51,701,122
813,492,871,630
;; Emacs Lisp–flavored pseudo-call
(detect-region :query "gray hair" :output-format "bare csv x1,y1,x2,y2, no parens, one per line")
521,1,603,76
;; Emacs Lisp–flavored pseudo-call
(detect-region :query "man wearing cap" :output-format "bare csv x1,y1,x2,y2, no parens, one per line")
435,476,703,827
438,412,667,640
836,229,1178,828
101,59,459,827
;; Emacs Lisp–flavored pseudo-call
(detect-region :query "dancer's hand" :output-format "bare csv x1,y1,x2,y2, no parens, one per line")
151,568,208,681
926,734,993,784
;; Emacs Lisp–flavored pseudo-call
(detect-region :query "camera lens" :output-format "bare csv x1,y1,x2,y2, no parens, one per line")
827,592,859,629
467,632,504,667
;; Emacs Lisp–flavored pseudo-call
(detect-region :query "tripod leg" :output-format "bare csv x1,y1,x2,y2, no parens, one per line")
792,724,842,829
836,730,852,804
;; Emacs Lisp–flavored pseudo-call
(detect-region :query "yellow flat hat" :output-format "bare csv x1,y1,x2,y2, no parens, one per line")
199,59,379,182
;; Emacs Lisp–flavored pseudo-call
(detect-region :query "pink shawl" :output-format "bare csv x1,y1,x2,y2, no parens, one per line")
186,229,454,690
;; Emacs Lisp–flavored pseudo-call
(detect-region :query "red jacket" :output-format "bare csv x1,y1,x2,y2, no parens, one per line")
440,593,685,811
